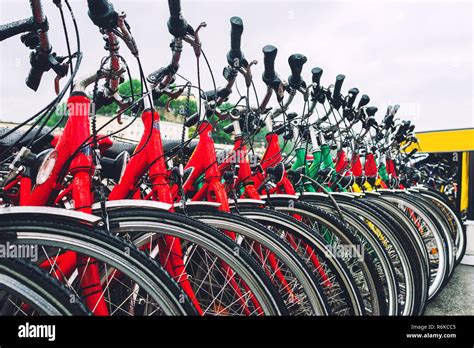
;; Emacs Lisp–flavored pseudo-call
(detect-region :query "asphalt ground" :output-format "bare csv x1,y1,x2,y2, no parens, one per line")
424,264,474,315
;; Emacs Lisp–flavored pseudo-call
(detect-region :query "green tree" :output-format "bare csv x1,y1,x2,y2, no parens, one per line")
169,98,198,117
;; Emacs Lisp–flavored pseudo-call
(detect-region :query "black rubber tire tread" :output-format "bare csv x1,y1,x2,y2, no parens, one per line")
363,196,430,276
419,188,466,265
104,207,289,316
393,192,454,289
184,208,331,315
317,197,416,315
262,199,388,316
0,257,91,315
0,214,198,316
356,199,429,315
345,199,424,315
228,207,366,315
298,195,401,316
403,192,456,274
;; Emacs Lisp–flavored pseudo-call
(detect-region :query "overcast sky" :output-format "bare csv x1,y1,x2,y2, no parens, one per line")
0,0,472,132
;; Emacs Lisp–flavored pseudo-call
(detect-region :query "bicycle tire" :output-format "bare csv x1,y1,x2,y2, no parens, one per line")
0,257,91,316
101,206,289,316
0,211,198,316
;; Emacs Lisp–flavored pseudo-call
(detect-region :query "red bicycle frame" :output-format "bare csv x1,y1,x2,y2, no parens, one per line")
220,131,332,285
250,132,295,195
14,93,109,315
173,121,231,213
109,113,263,315
169,120,269,314
107,108,207,314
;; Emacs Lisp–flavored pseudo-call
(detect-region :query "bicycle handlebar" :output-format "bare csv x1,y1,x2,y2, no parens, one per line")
168,0,182,18
25,0,52,91
405,148,418,161
366,106,378,117
227,16,244,67
287,53,307,89
167,0,189,37
391,104,400,116
357,94,370,108
311,67,323,86
332,74,345,99
230,16,243,51
346,87,359,108
0,17,35,42
87,0,118,29
262,45,277,83
26,63,46,92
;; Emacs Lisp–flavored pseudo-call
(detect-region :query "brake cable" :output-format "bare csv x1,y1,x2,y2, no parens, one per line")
24,0,81,146
0,0,82,163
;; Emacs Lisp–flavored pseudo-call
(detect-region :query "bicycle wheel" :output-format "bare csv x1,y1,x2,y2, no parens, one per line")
183,207,331,315
0,208,198,316
418,187,466,264
264,197,390,316
362,196,431,307
99,206,289,316
379,192,450,300
219,205,365,316
0,257,91,316
353,198,429,314
304,195,418,315
234,208,365,315
340,198,422,315
299,194,400,315
404,191,456,274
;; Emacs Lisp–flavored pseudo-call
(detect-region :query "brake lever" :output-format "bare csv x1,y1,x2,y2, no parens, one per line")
117,13,139,56
239,59,258,87
112,92,133,125
183,22,206,57
163,83,189,113
54,51,82,95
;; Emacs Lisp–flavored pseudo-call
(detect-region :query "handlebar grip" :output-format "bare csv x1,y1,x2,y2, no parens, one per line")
288,53,307,89
230,16,243,51
311,67,323,86
262,45,277,82
25,65,44,91
332,74,345,99
87,0,117,29
227,17,244,66
87,0,113,16
167,0,188,37
223,123,235,134
403,120,411,132
384,114,394,128
184,112,199,128
366,106,378,117
346,87,359,108
357,94,370,108
168,0,182,18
